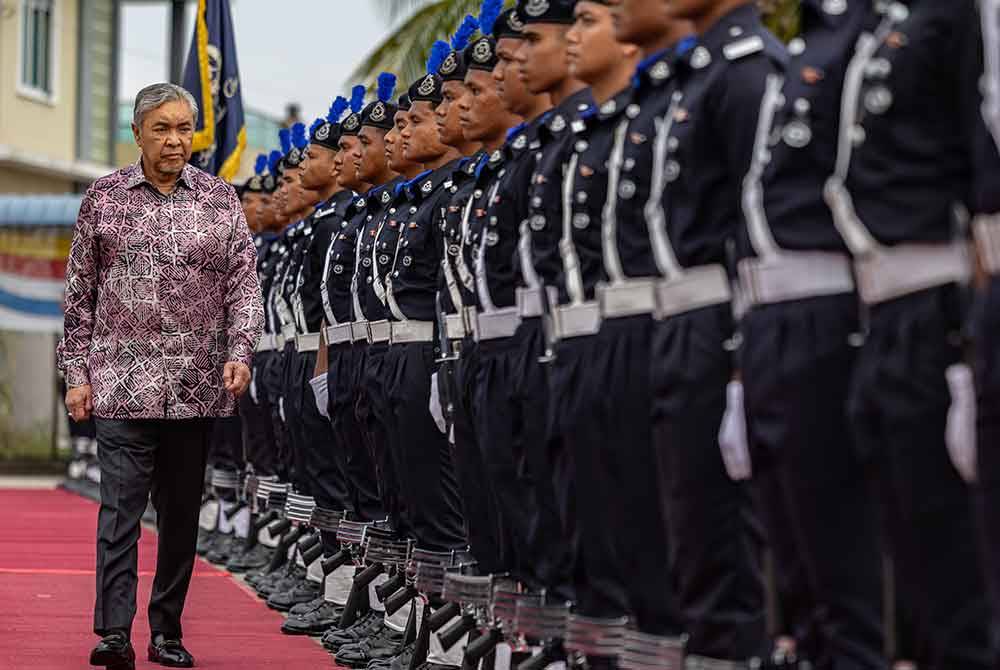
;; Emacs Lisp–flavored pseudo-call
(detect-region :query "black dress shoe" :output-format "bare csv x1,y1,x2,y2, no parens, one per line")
89,632,135,670
147,634,195,668
267,578,322,611
334,625,404,668
281,600,343,635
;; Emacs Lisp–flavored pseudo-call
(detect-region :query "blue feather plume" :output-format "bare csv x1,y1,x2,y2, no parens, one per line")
377,72,397,103
268,150,282,173
291,122,308,149
427,40,451,75
478,0,503,36
279,128,292,154
451,15,479,52
350,85,366,114
254,154,268,175
328,96,349,122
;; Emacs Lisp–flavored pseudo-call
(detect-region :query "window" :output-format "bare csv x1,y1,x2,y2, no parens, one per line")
20,0,55,98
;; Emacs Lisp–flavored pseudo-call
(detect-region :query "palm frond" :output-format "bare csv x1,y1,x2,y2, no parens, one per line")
761,0,801,42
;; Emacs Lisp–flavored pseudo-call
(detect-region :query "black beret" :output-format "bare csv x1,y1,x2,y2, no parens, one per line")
244,175,263,194
438,50,470,83
340,112,363,137
310,121,342,151
464,35,499,72
360,100,398,131
398,93,412,111
262,174,277,193
493,8,525,39
515,0,576,25
409,73,445,105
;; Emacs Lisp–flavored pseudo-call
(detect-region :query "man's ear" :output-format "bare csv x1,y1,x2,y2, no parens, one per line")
131,122,141,147
621,43,640,60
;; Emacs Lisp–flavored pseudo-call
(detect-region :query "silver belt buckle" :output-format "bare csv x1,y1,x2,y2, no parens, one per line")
975,214,1000,276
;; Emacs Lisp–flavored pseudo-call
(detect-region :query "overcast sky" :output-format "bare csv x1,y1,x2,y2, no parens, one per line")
119,1,389,122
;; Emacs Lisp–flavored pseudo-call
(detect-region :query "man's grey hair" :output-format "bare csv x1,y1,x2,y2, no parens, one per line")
132,83,199,128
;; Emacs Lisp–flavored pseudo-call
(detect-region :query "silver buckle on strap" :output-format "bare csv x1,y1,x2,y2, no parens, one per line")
738,252,855,307
255,333,276,352
444,313,468,340
325,323,353,345
597,279,657,319
281,324,297,343
390,320,435,344
517,286,545,318
367,320,391,344
553,302,601,339
654,264,731,320
350,321,369,343
975,214,1000,276
854,242,971,305
294,332,321,352
476,307,521,341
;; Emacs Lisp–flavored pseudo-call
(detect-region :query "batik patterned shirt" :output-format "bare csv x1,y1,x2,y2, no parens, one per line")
57,161,264,419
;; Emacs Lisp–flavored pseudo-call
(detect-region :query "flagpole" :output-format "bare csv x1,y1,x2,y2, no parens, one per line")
169,0,186,83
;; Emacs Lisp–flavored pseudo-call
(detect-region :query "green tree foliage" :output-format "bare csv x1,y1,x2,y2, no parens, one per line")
352,0,802,89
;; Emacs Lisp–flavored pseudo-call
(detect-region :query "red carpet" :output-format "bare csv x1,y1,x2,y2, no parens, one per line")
0,488,335,669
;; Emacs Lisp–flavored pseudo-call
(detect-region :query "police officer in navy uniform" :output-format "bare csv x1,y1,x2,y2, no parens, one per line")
737,1,885,667
826,2,991,666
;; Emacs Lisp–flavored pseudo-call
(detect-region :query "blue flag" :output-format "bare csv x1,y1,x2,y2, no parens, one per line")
182,0,246,181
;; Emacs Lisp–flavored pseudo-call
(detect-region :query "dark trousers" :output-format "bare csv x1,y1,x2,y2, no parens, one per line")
743,294,884,669
383,342,466,551
975,277,1000,660
281,344,309,494
358,343,409,535
261,349,291,481
650,307,766,656
328,343,384,522
239,351,279,477
499,319,575,599
450,340,507,573
850,285,991,669
210,415,244,474
293,350,351,514
93,418,211,639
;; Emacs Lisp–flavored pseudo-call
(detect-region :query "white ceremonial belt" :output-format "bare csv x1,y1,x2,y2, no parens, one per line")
738,252,855,307
295,332,321,352
325,323,354,345
975,214,1000,276
597,279,657,319
517,287,545,319
854,242,970,305
281,324,297,343
654,264,732,320
367,320,391,344
553,302,601,340
350,321,370,343
390,321,435,344
476,307,521,342
255,334,277,353
444,313,468,340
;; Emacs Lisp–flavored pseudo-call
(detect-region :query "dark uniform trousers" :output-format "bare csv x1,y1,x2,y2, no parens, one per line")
383,342,466,551
93,417,211,639
280,343,310,495
742,293,885,669
327,342,384,522
359,342,410,536
849,285,992,669
975,276,1000,658
238,352,279,478
499,318,576,599
650,307,767,658
450,340,508,574
209,416,244,499
260,348,291,481
294,349,352,551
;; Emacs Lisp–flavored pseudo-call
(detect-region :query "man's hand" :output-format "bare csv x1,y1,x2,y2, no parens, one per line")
66,385,93,422
223,361,252,397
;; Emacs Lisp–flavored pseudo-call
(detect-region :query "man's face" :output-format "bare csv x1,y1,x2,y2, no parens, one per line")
337,136,366,190
132,99,194,177
614,0,674,44
461,70,508,142
405,101,448,164
385,111,408,173
568,2,628,85
357,126,389,183
241,193,258,232
436,81,471,147
515,24,570,94
282,167,306,215
495,38,534,115
299,145,337,190
258,194,275,229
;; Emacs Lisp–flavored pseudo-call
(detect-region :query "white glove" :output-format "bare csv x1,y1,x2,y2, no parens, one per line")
429,372,447,434
945,364,978,484
718,381,753,481
309,374,330,419
278,396,286,423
